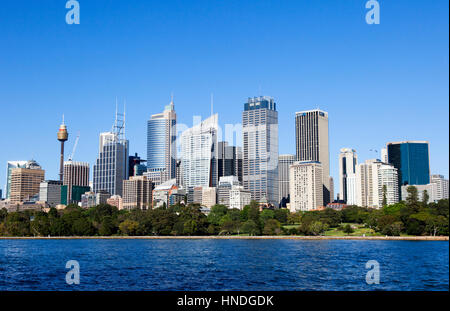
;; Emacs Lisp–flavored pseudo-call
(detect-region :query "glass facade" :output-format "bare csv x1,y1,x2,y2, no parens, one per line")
387,141,430,199
146,102,176,182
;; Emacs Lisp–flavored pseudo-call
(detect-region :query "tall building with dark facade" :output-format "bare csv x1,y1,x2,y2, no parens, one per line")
295,109,331,206
218,141,243,184
387,141,430,199
242,96,279,206
63,161,90,204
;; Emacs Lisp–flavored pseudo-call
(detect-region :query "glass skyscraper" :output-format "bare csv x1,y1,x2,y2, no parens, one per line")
242,96,279,206
146,100,176,184
387,141,430,199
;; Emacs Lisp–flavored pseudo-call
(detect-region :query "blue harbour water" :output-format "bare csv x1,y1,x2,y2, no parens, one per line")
0,239,448,291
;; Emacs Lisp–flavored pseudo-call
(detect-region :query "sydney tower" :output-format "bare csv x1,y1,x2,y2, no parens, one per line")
57,116,69,181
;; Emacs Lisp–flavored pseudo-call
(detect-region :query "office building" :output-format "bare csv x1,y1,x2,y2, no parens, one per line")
122,176,154,210
128,153,147,177
218,141,243,183
39,180,62,207
93,109,129,196
217,176,240,206
152,179,186,208
147,99,177,184
202,187,217,208
338,148,358,203
63,161,90,204
61,185,91,205
181,114,218,188
5,161,27,199
356,159,399,208
401,184,435,204
242,96,279,205
387,141,430,199
289,161,323,212
430,174,449,201
295,109,330,205
278,154,295,207
229,186,252,210
107,195,123,210
9,160,45,204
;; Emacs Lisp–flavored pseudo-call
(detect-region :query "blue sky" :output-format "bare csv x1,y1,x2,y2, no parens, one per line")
0,0,448,195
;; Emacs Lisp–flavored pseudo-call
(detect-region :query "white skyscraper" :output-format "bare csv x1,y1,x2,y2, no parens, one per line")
295,109,330,205
338,148,358,203
356,159,399,208
430,174,449,201
289,161,323,212
181,114,218,188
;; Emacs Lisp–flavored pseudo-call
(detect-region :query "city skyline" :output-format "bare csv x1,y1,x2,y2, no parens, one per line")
0,0,448,193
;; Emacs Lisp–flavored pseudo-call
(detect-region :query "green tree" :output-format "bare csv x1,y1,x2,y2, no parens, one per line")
422,190,430,207
262,219,281,235
406,185,420,212
343,224,354,235
119,219,140,236
240,220,260,236
382,185,388,207
309,221,327,236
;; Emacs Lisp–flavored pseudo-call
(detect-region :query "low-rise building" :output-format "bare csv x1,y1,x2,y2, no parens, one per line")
229,186,252,210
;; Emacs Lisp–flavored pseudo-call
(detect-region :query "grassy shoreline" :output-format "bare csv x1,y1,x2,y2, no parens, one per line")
0,236,448,240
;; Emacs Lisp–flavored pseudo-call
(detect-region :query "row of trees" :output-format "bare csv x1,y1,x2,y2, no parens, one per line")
0,187,448,237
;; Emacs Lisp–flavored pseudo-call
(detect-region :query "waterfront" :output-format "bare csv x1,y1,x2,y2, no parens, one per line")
0,239,448,291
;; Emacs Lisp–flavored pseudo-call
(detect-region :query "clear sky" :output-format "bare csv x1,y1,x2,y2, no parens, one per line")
0,0,448,195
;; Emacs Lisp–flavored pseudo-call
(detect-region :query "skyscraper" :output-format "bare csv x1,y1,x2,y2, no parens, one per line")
9,160,45,204
289,161,323,212
5,161,27,199
217,141,243,183
338,148,358,203
242,96,279,206
387,141,430,199
63,161,90,203
147,99,177,184
122,176,154,210
181,114,218,188
39,180,62,207
295,109,330,205
355,159,399,208
278,154,295,207
93,108,129,196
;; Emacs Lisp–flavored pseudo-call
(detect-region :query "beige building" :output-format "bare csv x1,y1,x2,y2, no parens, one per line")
107,195,123,210
295,110,330,205
122,176,154,210
201,187,217,208
10,161,45,203
289,161,323,212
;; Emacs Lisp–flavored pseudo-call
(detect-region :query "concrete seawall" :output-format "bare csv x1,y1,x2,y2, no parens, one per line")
0,236,448,240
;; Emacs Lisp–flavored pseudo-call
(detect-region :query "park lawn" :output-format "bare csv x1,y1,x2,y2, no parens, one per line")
324,223,382,237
